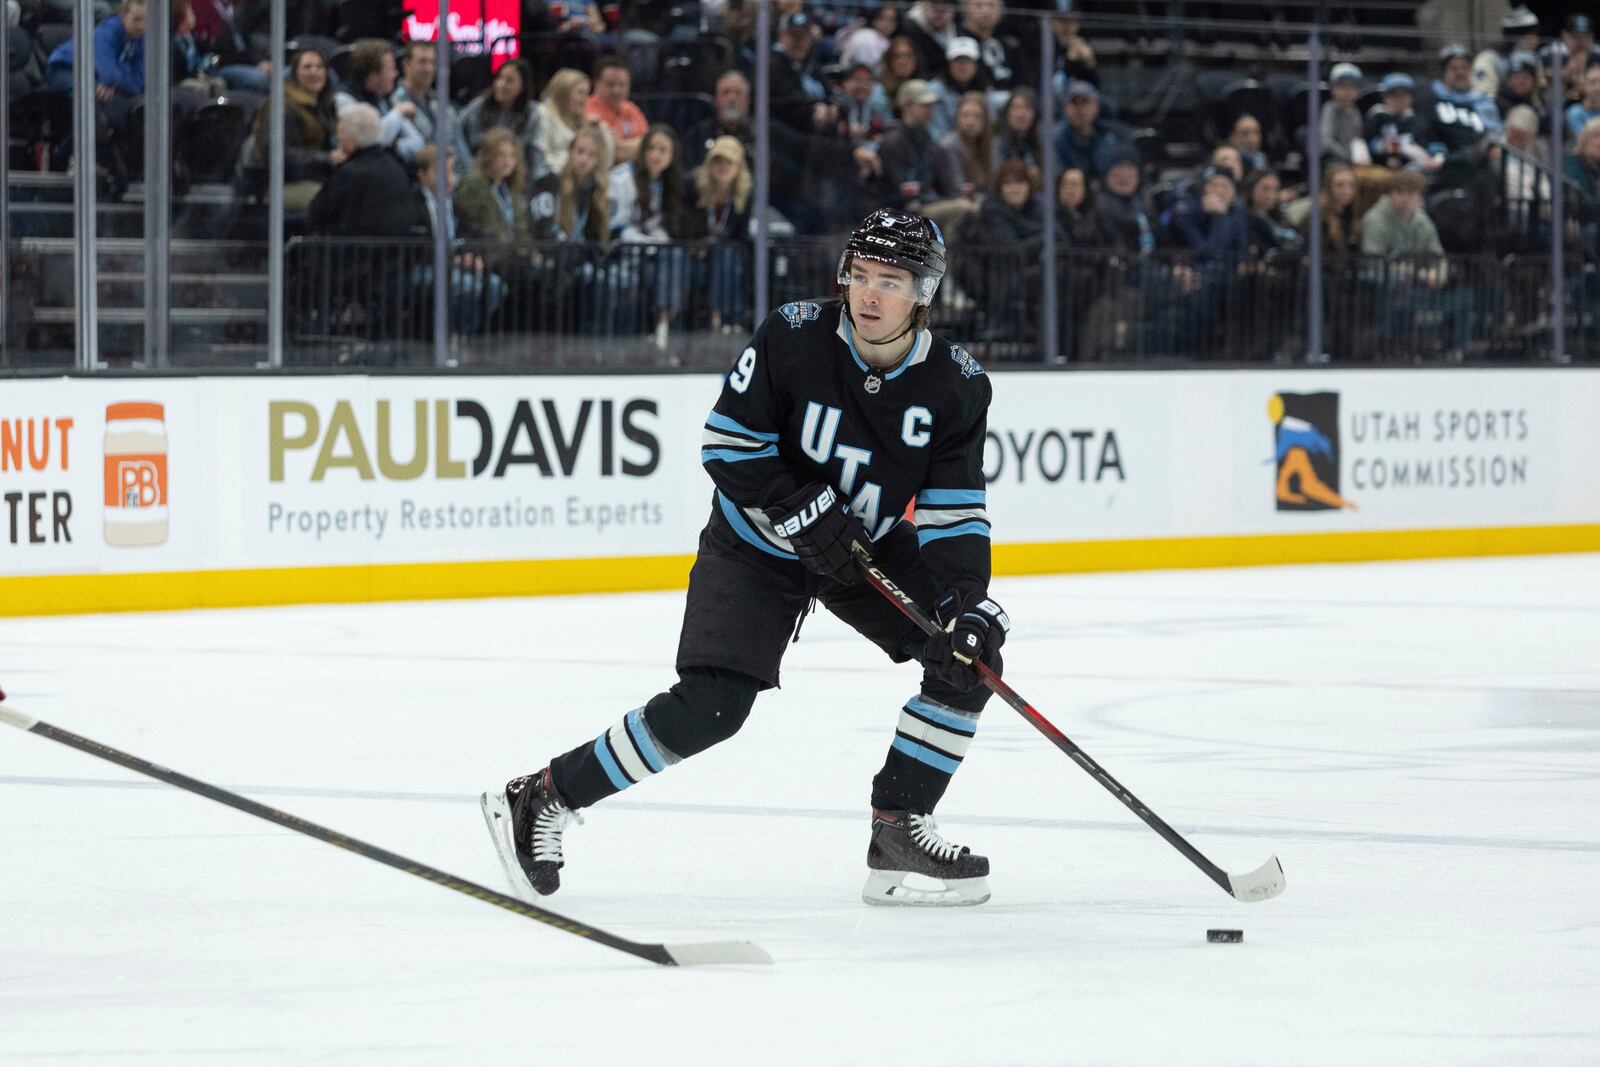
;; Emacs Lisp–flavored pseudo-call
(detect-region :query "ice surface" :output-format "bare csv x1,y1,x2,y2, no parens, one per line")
2,554,1598,1064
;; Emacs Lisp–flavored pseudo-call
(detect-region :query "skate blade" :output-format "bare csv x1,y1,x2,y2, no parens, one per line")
480,789,537,904
861,869,991,907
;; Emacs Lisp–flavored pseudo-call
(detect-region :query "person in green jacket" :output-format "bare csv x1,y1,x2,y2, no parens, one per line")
454,128,534,245
1360,170,1472,355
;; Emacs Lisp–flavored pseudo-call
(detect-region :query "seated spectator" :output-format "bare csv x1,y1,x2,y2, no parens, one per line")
1095,145,1155,253
333,39,422,159
1208,143,1244,184
958,0,1017,92
535,68,600,175
878,33,925,106
1365,73,1441,173
836,5,898,71
930,37,986,143
454,127,534,244
994,87,1043,189
1475,5,1541,99
46,0,145,130
609,124,691,347
1495,52,1546,134
1563,118,1600,243
1498,105,1552,241
251,46,339,212
1361,168,1471,352
461,59,540,169
1049,2,1099,96
584,55,648,165
1299,162,1362,265
686,136,754,332
1243,169,1302,255
901,1,956,80
771,12,835,135
936,90,994,200
836,62,895,148
1424,45,1502,185
307,104,426,237
1055,167,1105,247
412,144,505,337
392,40,471,169
879,79,971,236
1541,14,1600,105
1320,63,1372,167
685,70,753,168
1168,165,1248,259
1226,113,1269,175
530,125,611,244
190,0,269,92
1566,67,1600,139
1055,80,1126,181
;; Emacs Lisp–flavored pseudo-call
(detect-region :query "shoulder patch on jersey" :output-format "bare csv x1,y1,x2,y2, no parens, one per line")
779,301,822,330
950,344,985,379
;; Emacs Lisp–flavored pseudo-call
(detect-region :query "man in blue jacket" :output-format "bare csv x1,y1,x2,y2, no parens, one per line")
46,0,146,129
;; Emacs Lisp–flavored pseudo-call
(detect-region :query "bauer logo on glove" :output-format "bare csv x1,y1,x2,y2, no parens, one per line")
773,486,839,538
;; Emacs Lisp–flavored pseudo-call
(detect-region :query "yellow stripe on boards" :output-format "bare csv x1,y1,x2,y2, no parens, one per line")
2,524,1598,617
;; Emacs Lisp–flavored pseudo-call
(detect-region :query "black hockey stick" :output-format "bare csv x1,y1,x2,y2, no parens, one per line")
0,694,771,967
851,549,1286,903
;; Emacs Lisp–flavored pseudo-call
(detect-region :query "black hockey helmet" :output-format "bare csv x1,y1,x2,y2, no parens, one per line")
836,209,947,306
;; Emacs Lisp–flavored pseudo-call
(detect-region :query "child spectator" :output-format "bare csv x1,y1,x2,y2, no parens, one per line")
455,127,534,244
1365,73,1440,172
251,46,339,212
1319,63,1371,167
530,125,611,244
412,144,505,337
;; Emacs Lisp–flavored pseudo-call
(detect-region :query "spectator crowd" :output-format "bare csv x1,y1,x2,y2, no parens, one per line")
7,0,1600,359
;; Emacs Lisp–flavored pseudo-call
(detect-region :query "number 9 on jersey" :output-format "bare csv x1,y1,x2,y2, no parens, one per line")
729,348,757,393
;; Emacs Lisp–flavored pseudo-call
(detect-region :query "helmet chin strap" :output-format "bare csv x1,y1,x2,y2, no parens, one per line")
846,303,918,352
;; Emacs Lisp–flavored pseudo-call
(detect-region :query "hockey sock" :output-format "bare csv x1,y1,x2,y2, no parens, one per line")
871,684,991,813
549,667,760,809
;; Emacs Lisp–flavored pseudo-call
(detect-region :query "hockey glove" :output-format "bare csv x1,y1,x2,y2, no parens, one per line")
763,481,870,586
923,590,1010,689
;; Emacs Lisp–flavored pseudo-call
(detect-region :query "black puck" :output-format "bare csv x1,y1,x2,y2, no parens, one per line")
1206,929,1243,943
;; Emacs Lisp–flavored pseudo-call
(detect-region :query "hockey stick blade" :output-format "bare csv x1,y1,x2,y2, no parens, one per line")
1227,855,1286,903
0,701,772,967
850,549,1287,903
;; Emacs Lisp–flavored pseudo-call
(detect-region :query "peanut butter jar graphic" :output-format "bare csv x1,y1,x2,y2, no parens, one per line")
103,402,169,546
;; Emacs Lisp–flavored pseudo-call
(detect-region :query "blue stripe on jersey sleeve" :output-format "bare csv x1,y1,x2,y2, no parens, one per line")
701,444,779,464
917,488,987,506
718,491,799,560
917,520,991,545
705,410,780,442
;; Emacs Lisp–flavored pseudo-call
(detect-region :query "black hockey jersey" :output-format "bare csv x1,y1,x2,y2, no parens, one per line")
700,299,993,597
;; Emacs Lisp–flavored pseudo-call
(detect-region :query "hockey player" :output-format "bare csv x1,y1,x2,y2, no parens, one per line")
483,209,1007,907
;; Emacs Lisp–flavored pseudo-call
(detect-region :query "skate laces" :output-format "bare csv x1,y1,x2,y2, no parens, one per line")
530,800,583,863
907,813,961,862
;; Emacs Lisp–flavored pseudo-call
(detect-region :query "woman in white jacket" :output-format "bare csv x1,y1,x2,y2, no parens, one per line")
608,125,691,348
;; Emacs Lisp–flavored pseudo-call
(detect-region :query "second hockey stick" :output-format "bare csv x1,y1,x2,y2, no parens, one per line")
852,549,1286,903
0,695,771,967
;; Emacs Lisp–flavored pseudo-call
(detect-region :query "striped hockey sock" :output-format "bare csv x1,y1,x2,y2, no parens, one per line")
591,707,682,795
875,694,981,811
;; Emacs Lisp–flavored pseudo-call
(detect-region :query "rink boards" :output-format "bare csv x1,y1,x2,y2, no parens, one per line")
2,368,1598,615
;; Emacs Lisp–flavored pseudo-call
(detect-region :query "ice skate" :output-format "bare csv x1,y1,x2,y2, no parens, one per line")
480,767,582,901
862,808,991,907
